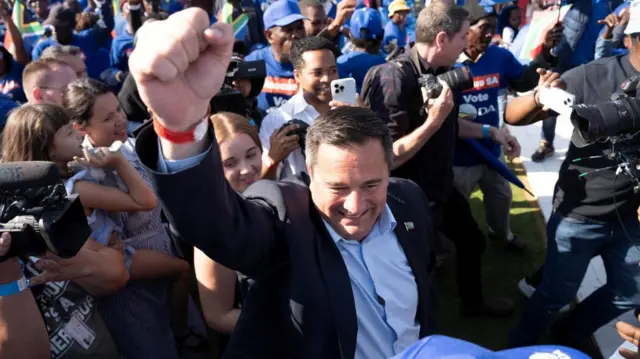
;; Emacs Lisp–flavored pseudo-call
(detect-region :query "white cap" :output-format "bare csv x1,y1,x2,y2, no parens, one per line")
625,0,640,35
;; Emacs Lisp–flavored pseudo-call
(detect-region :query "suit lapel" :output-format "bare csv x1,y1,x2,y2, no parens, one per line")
387,192,431,332
310,200,357,359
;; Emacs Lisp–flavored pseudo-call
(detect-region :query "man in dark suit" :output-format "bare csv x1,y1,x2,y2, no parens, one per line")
129,8,437,359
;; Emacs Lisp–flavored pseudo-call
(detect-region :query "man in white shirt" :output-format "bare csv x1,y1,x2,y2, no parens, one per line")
259,35,339,179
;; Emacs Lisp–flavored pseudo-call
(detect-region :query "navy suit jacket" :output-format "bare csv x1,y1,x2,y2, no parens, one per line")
135,125,438,359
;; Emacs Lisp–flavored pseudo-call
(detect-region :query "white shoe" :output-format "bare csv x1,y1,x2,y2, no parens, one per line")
517,278,572,313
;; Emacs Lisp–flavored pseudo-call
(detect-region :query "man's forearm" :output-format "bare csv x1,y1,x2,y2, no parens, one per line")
392,121,439,170
458,118,495,139
504,92,549,126
0,259,50,359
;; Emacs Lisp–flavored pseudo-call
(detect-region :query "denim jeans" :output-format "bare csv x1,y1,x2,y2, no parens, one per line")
509,210,640,347
541,116,557,145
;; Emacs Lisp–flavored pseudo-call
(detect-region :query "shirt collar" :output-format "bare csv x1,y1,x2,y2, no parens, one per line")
457,50,483,65
289,90,316,117
323,204,397,244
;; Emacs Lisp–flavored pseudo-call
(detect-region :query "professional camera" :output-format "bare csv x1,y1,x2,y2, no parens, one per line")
570,74,640,146
278,119,309,153
418,66,474,101
0,162,91,260
210,52,266,117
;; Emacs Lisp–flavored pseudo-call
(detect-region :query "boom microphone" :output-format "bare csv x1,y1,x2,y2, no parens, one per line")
0,162,61,190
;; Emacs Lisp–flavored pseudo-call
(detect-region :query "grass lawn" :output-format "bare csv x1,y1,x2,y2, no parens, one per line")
435,158,548,350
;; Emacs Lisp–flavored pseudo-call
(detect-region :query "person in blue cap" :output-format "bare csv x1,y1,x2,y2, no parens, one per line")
392,335,590,359
246,0,307,112
337,7,386,93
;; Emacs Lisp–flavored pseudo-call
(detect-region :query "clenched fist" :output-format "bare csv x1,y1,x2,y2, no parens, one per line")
128,8,234,132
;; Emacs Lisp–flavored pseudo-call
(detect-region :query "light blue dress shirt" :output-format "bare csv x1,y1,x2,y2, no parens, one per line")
323,206,420,359
157,141,420,358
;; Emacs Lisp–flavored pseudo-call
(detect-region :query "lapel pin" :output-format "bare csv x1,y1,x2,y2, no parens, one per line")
404,222,414,231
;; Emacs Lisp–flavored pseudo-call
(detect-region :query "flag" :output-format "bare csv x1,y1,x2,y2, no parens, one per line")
113,0,121,15
518,5,570,62
221,1,249,39
3,0,44,54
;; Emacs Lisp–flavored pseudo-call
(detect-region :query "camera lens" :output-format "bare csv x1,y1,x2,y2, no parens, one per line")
571,97,640,144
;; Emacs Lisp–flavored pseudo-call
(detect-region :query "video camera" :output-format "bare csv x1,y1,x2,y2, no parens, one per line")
210,53,266,117
0,162,91,261
418,66,474,102
539,74,640,192
569,74,640,147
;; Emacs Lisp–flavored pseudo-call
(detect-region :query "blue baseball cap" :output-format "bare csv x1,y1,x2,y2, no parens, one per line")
263,0,307,30
350,8,384,40
393,336,591,359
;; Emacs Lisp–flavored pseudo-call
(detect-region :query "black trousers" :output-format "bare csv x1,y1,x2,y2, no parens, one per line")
431,188,487,309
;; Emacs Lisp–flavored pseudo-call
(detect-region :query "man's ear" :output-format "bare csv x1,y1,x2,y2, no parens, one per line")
265,29,273,44
435,31,448,49
294,68,301,83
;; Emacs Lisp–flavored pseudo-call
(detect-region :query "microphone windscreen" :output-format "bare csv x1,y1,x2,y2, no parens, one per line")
0,162,61,190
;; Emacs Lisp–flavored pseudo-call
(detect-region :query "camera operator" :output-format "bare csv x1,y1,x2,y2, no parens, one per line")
368,1,514,317
0,233,50,359
504,0,640,347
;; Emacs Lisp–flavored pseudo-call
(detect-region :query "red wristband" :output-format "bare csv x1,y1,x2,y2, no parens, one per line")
151,106,211,144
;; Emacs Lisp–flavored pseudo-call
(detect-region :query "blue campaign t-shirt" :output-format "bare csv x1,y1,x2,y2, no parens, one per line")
245,46,297,111
114,14,128,37
0,60,26,103
110,31,134,72
337,51,386,93
453,45,524,167
383,21,407,49
0,94,19,131
32,31,110,79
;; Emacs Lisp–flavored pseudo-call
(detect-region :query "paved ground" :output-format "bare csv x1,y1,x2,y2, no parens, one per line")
508,117,637,359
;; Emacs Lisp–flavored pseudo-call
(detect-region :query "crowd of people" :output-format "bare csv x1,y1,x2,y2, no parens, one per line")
0,0,639,358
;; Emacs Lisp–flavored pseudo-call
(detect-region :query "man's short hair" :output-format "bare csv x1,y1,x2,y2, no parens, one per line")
290,36,338,70
22,58,70,90
299,0,324,11
305,107,394,169
415,1,469,45
40,44,82,60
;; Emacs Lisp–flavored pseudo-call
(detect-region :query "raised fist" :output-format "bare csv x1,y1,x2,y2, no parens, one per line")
128,8,234,132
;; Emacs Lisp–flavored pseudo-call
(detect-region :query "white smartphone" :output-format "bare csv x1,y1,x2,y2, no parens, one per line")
538,87,575,116
331,78,358,106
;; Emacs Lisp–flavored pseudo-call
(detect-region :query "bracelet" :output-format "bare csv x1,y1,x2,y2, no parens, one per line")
482,124,491,139
0,259,30,297
533,88,542,108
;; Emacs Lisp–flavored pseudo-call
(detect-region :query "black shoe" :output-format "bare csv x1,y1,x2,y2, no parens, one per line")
531,141,554,162
488,232,527,252
461,297,515,318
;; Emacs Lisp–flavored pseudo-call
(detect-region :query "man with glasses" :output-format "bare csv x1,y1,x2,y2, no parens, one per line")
22,58,78,105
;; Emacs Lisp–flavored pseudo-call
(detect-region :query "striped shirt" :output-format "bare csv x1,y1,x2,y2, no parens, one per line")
246,46,298,111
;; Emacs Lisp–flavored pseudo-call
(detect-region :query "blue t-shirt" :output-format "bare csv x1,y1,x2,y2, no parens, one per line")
453,46,524,167
0,60,26,103
383,21,407,49
114,14,128,37
245,46,297,111
110,31,134,72
0,94,19,131
337,51,386,93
